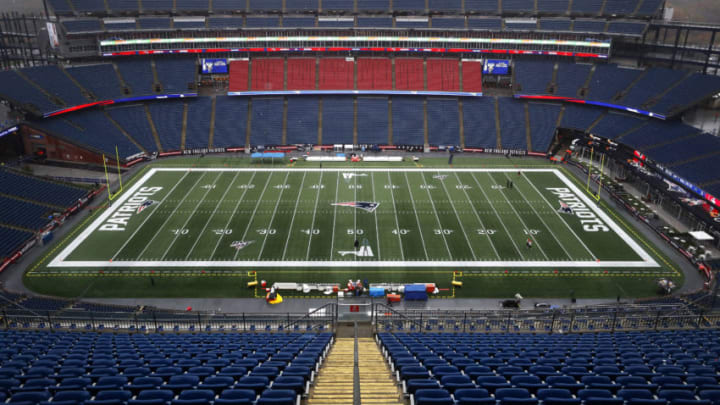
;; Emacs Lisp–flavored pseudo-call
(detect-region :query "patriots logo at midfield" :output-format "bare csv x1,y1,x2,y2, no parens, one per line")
230,240,254,250
332,202,379,213
136,200,157,214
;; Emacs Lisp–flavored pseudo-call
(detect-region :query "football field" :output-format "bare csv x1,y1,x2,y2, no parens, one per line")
27,161,681,299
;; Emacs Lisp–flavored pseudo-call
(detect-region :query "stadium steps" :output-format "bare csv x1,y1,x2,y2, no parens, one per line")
315,57,320,90
180,102,188,150
614,69,649,102
580,64,596,98
549,62,559,94
317,97,323,145
423,58,428,90
65,0,78,14
614,120,651,141
599,0,608,15
245,99,253,147
208,97,217,148
642,71,694,109
423,98,429,146
150,58,162,93
143,105,165,152
103,110,149,155
644,131,701,152
458,99,465,148
59,65,94,102
0,188,62,209
493,97,502,148
282,98,288,145
586,112,607,132
358,337,403,404
307,338,355,405
632,0,644,16
111,63,132,96
102,0,110,13
14,70,64,108
668,149,720,168
353,98,358,145
524,103,532,150
388,98,394,145
0,219,39,233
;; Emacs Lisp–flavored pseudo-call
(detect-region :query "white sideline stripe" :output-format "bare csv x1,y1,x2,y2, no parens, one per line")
48,168,659,269
48,260,659,268
553,170,658,266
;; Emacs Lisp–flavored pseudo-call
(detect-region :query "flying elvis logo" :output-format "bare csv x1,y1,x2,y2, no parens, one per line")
99,187,163,232
230,240,254,250
332,202,379,213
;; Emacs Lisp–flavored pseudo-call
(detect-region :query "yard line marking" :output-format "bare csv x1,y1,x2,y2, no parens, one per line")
403,172,431,261
387,171,405,261
501,172,574,261
328,172,339,261
184,171,241,260
469,173,526,260
484,172,550,260
370,172,381,260
257,172,291,260
522,172,598,260
109,171,190,261
436,171,478,261
453,172,500,260
208,172,257,260
135,172,209,259
233,172,274,260
161,172,224,260
281,171,307,260
303,171,325,260
416,172,453,259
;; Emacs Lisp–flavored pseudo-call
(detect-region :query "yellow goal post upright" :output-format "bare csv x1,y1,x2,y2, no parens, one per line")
102,146,124,201
585,146,605,202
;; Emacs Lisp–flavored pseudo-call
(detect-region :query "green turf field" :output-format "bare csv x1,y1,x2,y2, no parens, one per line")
25,158,683,299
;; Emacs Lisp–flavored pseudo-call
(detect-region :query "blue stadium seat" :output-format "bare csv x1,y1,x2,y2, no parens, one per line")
536,388,581,405
256,389,297,405
413,388,454,405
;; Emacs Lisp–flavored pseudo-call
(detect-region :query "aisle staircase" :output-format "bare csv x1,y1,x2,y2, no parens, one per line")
307,336,403,405
307,338,354,405
358,337,403,404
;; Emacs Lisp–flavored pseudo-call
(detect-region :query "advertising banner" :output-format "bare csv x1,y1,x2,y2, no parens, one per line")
201,58,228,74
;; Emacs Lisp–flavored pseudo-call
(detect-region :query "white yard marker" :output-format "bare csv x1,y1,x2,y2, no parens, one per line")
109,171,190,261
233,172,274,260
416,172,453,259
135,172,208,260
160,172,223,260
453,172,500,260
257,172,291,260
522,172,597,260
208,172,257,259
469,172,526,260
387,171,405,261
281,172,307,260
305,172,325,261
403,172,431,261
184,171,241,260
437,171,478,261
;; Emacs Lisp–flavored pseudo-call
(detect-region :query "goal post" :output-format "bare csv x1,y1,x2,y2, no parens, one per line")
102,146,124,201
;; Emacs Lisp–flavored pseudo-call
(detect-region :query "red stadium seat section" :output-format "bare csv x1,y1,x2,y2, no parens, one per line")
319,58,354,90
357,58,392,90
228,60,249,91
286,58,316,90
395,58,425,91
251,58,284,91
427,58,460,92
462,60,483,93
